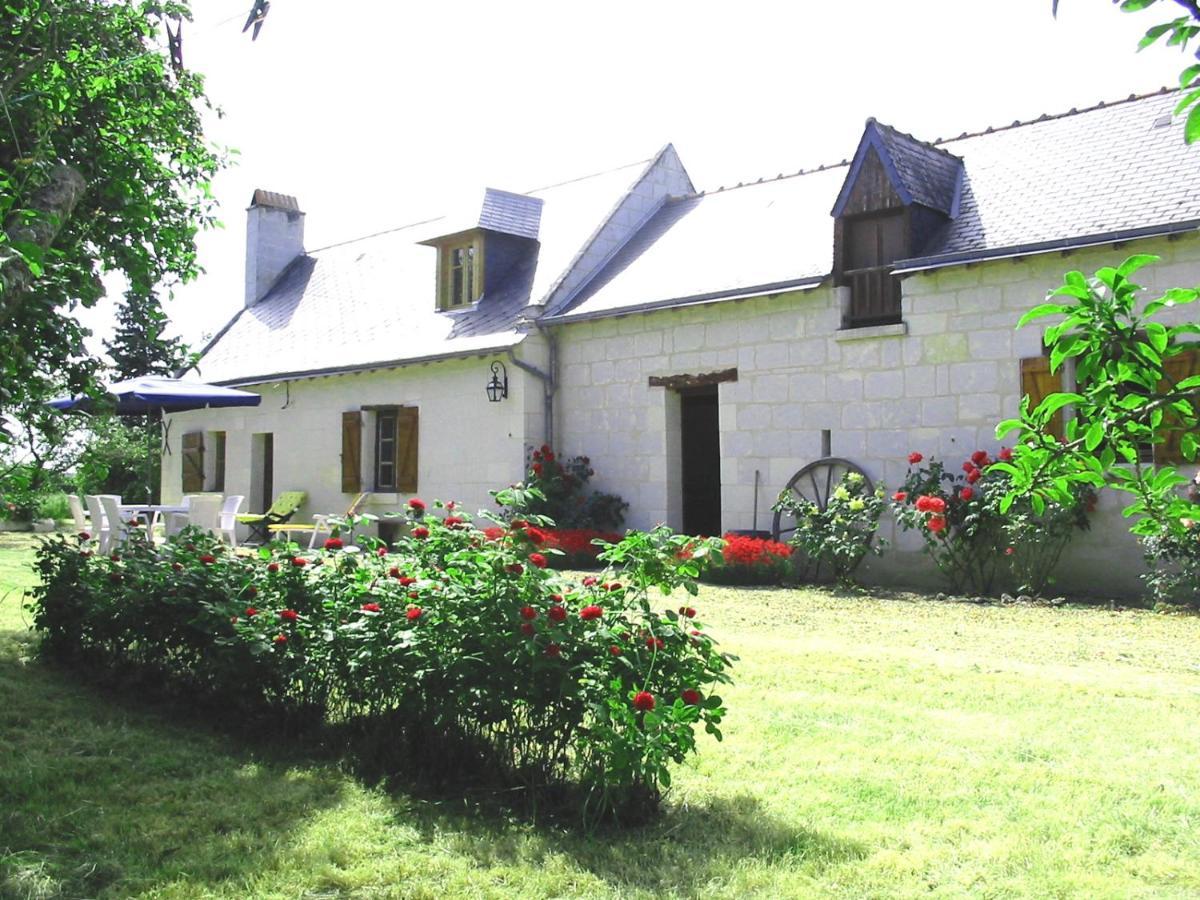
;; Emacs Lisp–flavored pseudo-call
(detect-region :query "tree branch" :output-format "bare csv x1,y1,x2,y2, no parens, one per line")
0,163,86,303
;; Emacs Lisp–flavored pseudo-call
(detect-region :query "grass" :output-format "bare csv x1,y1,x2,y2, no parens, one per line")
1,532,1199,898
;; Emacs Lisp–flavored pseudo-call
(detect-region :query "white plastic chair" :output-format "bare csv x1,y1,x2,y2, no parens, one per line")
84,495,110,551
165,495,194,539
67,495,88,533
218,494,245,547
186,495,222,535
98,495,133,554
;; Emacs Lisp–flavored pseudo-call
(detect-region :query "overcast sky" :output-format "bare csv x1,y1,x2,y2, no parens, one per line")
81,0,1190,353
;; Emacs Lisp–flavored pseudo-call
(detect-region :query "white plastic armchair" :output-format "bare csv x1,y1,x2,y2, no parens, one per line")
186,495,222,535
218,495,245,547
98,495,134,554
67,495,89,533
84,495,109,550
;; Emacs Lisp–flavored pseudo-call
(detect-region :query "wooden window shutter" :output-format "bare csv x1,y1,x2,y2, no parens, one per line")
1155,347,1200,465
396,407,419,493
341,411,362,493
181,432,205,493
1020,356,1065,442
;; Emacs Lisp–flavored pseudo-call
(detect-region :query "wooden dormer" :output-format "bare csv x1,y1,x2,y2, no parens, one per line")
832,120,963,329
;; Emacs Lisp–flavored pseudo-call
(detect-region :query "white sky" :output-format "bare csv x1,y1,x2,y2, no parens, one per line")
80,0,1190,353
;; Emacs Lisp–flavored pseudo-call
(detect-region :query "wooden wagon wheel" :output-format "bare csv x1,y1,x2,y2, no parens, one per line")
771,458,874,581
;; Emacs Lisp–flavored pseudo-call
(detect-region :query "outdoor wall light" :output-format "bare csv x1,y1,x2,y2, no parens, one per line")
486,360,508,402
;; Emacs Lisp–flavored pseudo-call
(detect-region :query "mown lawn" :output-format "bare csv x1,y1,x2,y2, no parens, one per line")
1,531,1199,898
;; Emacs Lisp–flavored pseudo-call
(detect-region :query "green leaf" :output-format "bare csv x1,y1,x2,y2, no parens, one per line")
1084,421,1105,451
1122,0,1160,11
1036,393,1085,419
1186,102,1200,145
1137,20,1172,49
1182,63,1200,89
995,419,1023,439
1031,493,1045,516
1017,303,1069,328
1116,254,1160,278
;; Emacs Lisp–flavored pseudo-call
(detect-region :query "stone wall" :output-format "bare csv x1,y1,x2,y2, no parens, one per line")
553,233,1200,597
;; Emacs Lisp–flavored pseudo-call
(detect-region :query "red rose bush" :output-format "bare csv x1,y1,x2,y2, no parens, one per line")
27,490,732,822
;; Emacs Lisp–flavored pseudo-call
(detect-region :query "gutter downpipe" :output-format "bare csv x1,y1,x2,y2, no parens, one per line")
507,317,557,448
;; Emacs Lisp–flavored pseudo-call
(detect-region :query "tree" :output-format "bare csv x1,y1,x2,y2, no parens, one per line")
0,0,223,438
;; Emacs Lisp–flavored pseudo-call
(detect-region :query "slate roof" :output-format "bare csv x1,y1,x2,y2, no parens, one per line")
872,120,963,216
195,160,651,385
551,89,1200,322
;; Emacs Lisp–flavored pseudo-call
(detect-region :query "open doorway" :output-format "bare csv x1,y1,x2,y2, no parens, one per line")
680,385,721,536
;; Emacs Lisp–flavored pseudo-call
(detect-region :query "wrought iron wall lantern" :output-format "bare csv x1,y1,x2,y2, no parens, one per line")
486,360,508,402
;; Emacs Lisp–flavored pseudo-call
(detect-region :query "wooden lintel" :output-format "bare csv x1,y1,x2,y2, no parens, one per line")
648,368,738,390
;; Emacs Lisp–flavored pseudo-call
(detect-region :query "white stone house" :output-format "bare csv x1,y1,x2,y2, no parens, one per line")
169,89,1200,595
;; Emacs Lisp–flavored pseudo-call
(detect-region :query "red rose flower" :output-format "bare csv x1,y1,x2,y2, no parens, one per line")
406,607,422,621
520,605,537,620
582,576,598,587
408,498,426,512
680,606,697,618
645,636,665,651
279,609,298,621
506,563,524,575
408,591,419,600
389,566,401,578
609,645,622,656
960,487,974,502
544,643,561,658
444,516,464,529
908,451,923,465
78,531,90,541
245,607,259,617
606,581,622,592
171,561,183,572
971,450,989,467
520,622,535,637
324,538,343,551
525,527,546,545
1005,546,1015,556
529,553,548,568
200,554,216,565
360,602,381,613
928,515,947,534
550,593,563,604
377,546,388,557
892,491,908,502
580,604,603,621
681,689,702,706
915,495,946,514
531,463,543,476
962,461,976,474
999,447,1013,461
966,468,981,484
291,557,307,567
399,575,416,586
273,634,287,645
632,691,655,712
547,605,567,623
267,562,280,573
411,526,429,540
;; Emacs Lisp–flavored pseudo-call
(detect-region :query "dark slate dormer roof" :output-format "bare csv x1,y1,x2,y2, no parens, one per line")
478,188,543,240
831,118,964,218
551,89,1200,323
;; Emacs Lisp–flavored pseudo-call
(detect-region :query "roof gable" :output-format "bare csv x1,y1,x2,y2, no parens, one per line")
831,119,963,218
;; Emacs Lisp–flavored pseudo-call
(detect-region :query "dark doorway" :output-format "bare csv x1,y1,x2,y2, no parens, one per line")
262,433,274,512
680,386,721,536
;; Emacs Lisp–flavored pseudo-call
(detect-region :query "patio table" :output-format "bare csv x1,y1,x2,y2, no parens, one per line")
120,504,187,532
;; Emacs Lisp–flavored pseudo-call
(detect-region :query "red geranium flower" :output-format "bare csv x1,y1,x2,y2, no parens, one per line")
520,605,537,620
291,557,307,567
547,605,567,623
360,602,381,613
529,553,548,568
681,689,702,706
506,563,524,575
960,487,974,502
520,622,535,637
273,634,287,645
580,604,603,621
544,643,561,658
908,451,923,465
632,691,655,712
406,607,422,621
892,491,908,503
412,526,429,539
609,645,622,656
408,498,426,512
200,554,216,565
928,515,947,534
267,562,280,573
525,527,546,545
324,538,343,551
245,607,259,617
531,463,543,476
279,609,298,621
1005,546,1015,556
971,450,989,467
550,593,563,604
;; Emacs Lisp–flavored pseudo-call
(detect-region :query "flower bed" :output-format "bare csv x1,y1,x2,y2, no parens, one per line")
29,498,733,822
701,533,792,585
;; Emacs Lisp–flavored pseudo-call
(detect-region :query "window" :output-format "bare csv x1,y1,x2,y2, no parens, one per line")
841,212,905,328
438,235,483,309
342,407,418,493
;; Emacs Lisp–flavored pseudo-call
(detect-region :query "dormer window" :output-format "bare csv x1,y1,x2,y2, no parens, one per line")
437,234,484,310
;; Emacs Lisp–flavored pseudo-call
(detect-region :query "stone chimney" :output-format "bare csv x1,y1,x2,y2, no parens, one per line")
245,189,304,308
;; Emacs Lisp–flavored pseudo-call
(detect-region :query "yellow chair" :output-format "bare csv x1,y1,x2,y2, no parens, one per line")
235,491,307,543
269,492,370,548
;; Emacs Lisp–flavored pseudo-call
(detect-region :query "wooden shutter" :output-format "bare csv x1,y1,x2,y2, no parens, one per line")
396,406,419,492
1156,347,1200,465
181,432,205,492
341,411,362,493
1020,356,1065,442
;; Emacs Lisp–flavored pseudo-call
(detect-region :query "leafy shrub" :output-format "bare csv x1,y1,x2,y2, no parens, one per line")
28,498,733,823
892,450,1093,596
702,533,792,585
485,525,622,569
774,471,888,587
519,445,629,531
